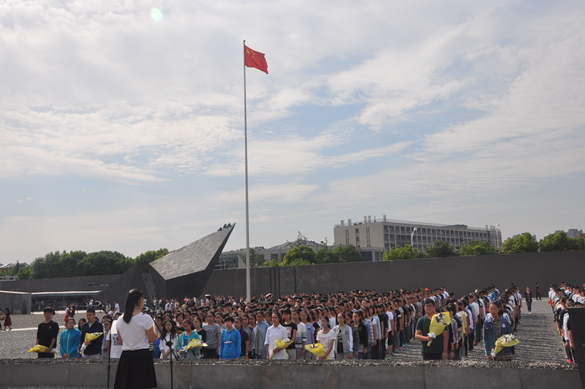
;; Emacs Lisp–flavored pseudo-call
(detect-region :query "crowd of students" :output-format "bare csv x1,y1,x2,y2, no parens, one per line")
549,282,583,364
32,282,538,363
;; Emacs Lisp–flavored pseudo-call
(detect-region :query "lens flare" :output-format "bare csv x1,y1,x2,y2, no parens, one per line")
151,8,164,22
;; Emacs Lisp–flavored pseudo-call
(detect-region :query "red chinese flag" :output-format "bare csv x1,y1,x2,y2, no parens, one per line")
245,45,268,74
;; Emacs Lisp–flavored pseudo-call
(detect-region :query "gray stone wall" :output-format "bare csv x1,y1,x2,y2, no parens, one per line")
202,250,585,297
0,361,579,389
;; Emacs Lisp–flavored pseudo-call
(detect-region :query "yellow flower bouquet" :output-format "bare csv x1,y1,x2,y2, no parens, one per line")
427,312,450,346
186,339,208,350
304,343,329,359
27,345,57,353
80,332,103,354
494,334,519,355
268,338,293,359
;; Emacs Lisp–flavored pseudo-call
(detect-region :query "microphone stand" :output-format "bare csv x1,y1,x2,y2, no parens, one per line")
106,337,111,389
155,322,179,389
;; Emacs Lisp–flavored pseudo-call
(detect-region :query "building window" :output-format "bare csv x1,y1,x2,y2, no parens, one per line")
345,229,349,237
355,228,359,234
366,227,370,234
346,238,349,244
356,237,360,242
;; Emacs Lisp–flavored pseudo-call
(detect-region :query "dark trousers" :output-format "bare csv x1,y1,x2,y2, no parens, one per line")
203,348,218,359
371,342,379,359
422,352,442,360
380,338,386,359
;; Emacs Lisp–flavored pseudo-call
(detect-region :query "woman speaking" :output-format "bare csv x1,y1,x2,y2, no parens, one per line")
115,289,158,389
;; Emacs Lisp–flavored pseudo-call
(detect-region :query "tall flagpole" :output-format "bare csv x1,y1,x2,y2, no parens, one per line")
243,40,251,302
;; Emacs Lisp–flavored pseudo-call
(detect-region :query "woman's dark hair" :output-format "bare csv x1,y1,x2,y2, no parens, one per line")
161,319,177,339
271,311,282,324
123,289,144,324
490,302,503,317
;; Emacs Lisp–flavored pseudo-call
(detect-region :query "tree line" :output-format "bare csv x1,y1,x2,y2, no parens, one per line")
9,248,169,280
382,230,585,260
239,232,363,268
8,231,583,278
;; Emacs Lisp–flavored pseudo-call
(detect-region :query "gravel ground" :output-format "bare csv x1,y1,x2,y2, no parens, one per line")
5,310,100,330
390,299,568,363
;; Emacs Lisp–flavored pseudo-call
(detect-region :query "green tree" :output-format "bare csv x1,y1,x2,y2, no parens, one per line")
17,265,33,280
135,248,169,273
315,247,340,264
424,240,458,258
540,231,585,252
332,245,363,263
459,240,498,256
502,233,539,254
281,246,316,266
239,248,266,268
262,259,280,267
79,251,128,276
383,245,422,260
9,261,21,277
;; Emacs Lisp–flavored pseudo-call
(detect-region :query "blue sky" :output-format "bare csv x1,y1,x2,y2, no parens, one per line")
2,0,584,263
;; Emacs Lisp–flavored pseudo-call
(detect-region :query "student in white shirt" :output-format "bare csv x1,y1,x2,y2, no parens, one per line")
264,312,288,360
316,316,336,360
114,289,158,389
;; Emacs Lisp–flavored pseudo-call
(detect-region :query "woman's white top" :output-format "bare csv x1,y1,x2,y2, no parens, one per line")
160,333,178,358
316,329,336,360
264,324,288,360
116,313,155,351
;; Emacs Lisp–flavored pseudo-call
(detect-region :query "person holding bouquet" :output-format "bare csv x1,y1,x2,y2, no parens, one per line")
483,301,513,361
316,316,336,360
415,298,448,360
264,312,288,360
36,307,59,359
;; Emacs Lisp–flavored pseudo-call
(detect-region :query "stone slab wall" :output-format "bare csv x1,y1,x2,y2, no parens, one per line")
202,250,585,298
0,362,580,389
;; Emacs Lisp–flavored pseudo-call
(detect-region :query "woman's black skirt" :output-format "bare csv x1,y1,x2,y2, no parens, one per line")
114,349,157,389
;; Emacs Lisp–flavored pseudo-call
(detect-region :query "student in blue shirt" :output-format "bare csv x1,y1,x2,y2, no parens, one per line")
60,318,81,358
219,316,241,359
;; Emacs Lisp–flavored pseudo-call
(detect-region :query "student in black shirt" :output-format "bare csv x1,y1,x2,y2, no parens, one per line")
36,307,59,359
281,309,297,360
233,317,249,358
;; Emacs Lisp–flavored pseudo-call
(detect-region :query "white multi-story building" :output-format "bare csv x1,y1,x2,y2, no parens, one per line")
334,216,502,252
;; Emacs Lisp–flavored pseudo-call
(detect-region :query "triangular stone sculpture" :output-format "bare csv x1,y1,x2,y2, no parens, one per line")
150,224,235,299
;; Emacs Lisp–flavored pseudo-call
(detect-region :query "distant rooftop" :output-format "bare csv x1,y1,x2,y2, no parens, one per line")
335,216,498,231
